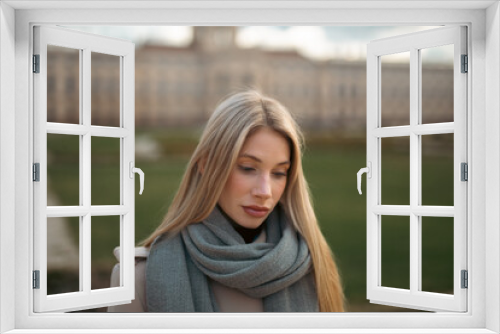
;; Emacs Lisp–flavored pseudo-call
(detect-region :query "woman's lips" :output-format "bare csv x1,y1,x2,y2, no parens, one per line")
242,206,269,218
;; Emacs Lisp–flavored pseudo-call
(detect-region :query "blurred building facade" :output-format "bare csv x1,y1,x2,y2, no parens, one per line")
47,26,454,130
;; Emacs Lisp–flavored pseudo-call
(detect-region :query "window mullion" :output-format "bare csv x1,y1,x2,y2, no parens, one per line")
82,47,92,294
78,48,84,293
409,47,420,295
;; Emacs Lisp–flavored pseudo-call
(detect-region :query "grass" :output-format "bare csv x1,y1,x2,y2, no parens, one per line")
47,129,454,311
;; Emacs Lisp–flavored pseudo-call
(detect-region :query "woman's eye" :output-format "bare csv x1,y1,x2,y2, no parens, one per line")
238,165,255,173
273,171,287,178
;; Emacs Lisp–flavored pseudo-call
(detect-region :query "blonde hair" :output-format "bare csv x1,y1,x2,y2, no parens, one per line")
141,90,345,312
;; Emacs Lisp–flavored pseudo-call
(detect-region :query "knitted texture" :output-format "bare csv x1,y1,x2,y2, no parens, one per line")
146,204,318,312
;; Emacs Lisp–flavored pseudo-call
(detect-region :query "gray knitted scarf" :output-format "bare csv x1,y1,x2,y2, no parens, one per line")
146,204,319,312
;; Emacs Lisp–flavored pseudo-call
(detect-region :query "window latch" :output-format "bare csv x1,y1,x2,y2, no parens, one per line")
357,162,372,195
129,162,145,195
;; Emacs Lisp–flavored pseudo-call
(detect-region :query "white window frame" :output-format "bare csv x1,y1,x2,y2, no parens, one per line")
33,25,136,312
366,26,468,312
0,1,499,333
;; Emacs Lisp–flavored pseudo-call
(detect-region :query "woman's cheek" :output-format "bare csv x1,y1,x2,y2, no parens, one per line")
274,179,287,198
232,172,252,194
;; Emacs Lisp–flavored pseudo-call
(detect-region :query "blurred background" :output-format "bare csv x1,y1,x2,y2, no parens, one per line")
45,26,455,312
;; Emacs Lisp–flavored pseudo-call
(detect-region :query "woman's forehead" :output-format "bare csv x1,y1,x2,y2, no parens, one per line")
239,128,291,163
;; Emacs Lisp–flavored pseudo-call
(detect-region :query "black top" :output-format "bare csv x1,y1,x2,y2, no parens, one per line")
217,204,266,244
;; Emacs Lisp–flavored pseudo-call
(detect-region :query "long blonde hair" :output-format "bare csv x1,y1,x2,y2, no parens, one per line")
142,90,345,312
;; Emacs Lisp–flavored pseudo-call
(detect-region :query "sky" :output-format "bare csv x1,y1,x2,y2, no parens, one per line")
238,26,438,61
67,26,452,63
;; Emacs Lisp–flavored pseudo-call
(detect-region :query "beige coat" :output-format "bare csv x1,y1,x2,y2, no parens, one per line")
107,230,266,312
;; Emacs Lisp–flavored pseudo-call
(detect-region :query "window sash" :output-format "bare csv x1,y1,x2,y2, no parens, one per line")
366,26,468,312
32,25,136,313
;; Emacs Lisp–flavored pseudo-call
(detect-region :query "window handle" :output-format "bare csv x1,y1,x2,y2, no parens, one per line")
357,162,371,195
129,162,145,195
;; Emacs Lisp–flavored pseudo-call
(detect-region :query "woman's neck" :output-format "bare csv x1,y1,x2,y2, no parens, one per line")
217,205,265,244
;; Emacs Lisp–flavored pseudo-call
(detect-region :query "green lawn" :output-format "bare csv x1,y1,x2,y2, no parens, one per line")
47,130,454,311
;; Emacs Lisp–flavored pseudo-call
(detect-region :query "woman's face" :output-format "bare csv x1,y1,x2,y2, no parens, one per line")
218,127,291,229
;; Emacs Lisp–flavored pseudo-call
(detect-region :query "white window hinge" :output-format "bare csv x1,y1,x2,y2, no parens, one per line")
33,54,40,73
461,270,468,289
33,270,40,289
33,163,40,182
461,162,468,181
461,54,468,73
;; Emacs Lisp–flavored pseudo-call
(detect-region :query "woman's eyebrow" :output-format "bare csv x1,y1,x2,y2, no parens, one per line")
239,153,290,166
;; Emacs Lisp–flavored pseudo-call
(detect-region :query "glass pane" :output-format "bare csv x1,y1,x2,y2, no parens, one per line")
381,137,410,205
381,52,410,127
421,45,454,124
47,217,80,295
91,216,121,290
91,137,120,205
47,45,80,124
47,134,80,206
91,52,121,127
421,134,454,206
381,215,410,289
421,217,454,294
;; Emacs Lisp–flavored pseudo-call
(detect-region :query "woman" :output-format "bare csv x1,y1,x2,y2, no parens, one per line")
108,90,344,312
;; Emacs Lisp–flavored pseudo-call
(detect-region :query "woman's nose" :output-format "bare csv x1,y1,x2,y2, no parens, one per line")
253,174,272,199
